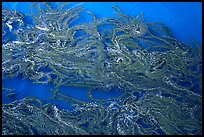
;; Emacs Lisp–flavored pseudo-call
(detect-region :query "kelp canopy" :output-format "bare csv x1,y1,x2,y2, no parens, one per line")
2,2,202,135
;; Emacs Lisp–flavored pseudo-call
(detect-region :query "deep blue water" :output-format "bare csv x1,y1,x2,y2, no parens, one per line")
2,2,202,110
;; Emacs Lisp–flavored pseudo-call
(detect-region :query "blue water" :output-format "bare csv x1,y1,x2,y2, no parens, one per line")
2,2,202,110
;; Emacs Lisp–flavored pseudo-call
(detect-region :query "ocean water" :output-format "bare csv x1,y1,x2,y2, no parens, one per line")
2,1,202,109
2,2,202,135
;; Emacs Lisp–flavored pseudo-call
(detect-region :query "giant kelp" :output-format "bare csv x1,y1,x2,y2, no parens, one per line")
2,2,202,135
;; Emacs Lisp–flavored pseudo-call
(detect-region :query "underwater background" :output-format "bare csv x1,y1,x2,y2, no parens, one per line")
2,2,202,135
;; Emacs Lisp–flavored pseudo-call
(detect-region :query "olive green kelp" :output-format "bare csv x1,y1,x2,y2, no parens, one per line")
2,2,202,135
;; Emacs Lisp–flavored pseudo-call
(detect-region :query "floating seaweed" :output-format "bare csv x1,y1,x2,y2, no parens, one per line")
2,2,202,135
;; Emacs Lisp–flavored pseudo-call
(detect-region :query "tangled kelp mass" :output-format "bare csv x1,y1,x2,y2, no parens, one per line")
2,3,202,135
